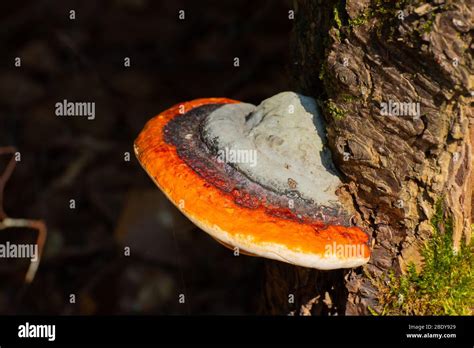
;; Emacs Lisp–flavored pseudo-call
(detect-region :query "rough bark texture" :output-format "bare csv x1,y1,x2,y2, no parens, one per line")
263,0,473,315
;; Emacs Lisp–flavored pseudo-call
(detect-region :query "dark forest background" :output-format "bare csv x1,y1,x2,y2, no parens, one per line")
0,0,292,314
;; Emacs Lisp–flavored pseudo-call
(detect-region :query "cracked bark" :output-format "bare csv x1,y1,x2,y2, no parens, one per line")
262,0,473,315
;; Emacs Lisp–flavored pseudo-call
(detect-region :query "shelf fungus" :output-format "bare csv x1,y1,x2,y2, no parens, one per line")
134,92,371,269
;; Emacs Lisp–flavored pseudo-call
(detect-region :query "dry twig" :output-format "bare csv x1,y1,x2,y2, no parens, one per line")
0,146,47,283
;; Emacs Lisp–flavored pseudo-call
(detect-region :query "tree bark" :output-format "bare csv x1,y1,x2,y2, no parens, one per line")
263,0,473,315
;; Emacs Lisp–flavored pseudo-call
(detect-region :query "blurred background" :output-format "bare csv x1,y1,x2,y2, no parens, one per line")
0,0,292,314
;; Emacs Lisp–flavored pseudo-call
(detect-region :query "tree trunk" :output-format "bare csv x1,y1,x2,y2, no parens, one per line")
263,0,473,315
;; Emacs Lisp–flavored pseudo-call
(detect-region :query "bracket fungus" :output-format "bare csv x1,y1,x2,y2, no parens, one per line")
134,92,370,269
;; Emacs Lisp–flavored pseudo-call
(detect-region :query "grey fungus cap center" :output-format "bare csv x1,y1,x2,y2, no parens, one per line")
202,91,342,206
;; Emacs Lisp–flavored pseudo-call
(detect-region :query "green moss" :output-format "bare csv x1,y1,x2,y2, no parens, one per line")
348,0,404,28
375,200,474,315
348,13,369,27
371,0,391,15
340,94,359,102
318,63,327,81
324,100,346,120
333,6,343,29
331,1,350,39
419,12,436,33
370,0,410,39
